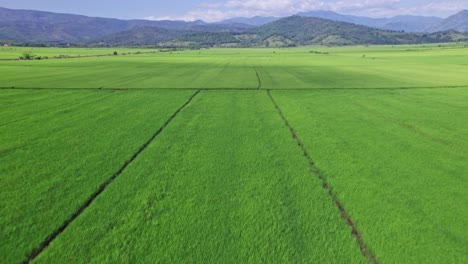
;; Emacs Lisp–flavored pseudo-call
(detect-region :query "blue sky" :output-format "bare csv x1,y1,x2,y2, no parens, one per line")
0,0,467,21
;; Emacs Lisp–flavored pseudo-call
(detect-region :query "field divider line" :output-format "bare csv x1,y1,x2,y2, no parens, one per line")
2,85,468,91
24,90,201,263
254,68,262,89
266,90,378,264
0,87,258,91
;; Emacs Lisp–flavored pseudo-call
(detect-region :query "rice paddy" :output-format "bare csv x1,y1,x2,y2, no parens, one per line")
1,43,467,263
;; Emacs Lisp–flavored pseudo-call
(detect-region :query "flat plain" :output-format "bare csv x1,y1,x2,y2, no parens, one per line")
1,43,467,263
0,47,159,60
1,44,468,89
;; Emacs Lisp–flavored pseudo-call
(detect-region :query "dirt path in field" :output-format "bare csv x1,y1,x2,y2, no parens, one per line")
24,90,200,263
266,90,379,264
0,87,259,91
254,68,262,89
2,85,468,91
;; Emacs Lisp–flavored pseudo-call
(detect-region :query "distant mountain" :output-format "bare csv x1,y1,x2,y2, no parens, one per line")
91,23,254,46
220,10,445,32
427,10,468,32
0,7,206,29
245,16,468,46
297,10,376,25
297,10,443,32
0,7,256,43
1,6,467,47
174,32,240,47
0,7,207,42
91,26,185,46
381,15,444,32
0,21,71,42
219,16,281,26
97,16,447,47
184,23,255,33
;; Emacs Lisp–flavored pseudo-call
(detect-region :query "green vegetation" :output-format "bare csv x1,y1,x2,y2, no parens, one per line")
1,44,468,89
175,32,240,47
21,51,34,60
33,91,365,263
0,47,159,60
1,44,467,263
271,88,468,263
0,90,195,263
93,26,184,47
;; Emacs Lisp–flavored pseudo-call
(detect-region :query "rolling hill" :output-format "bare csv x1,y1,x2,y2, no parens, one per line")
0,7,207,42
427,10,468,32
244,16,468,47
90,23,254,46
219,16,281,26
91,26,185,46
1,6,468,47
297,10,443,32
220,10,445,32
82,16,468,47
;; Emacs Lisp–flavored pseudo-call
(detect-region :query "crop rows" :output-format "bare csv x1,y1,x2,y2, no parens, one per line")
0,47,160,60
267,90,377,264
271,88,468,263
2,88,466,263
1,45,467,263
1,46,468,89
0,90,196,263
30,91,367,263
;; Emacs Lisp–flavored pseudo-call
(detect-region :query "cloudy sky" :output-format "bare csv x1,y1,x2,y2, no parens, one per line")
1,0,467,22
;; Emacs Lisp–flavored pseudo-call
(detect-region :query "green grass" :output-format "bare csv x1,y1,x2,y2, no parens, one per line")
33,91,364,263
0,44,467,89
271,88,468,263
0,55,259,89
1,44,467,263
0,47,159,59
0,89,195,263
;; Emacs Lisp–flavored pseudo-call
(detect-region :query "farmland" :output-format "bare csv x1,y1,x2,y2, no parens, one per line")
0,47,160,60
1,44,467,263
1,44,468,89
272,88,468,263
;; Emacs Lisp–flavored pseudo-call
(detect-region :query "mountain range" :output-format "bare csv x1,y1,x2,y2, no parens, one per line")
428,10,468,32
244,16,468,47
296,11,442,32
222,10,468,33
1,7,467,47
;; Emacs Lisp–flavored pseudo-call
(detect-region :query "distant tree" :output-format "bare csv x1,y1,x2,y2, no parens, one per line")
113,51,118,55
22,51,34,60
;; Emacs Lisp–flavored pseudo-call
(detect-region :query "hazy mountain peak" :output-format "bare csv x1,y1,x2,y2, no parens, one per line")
296,10,443,32
427,9,468,32
219,16,280,26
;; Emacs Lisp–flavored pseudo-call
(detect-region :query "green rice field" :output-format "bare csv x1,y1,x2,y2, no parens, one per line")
1,44,467,263
0,47,159,60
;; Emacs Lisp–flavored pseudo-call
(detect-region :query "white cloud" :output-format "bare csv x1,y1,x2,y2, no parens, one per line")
145,0,468,22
